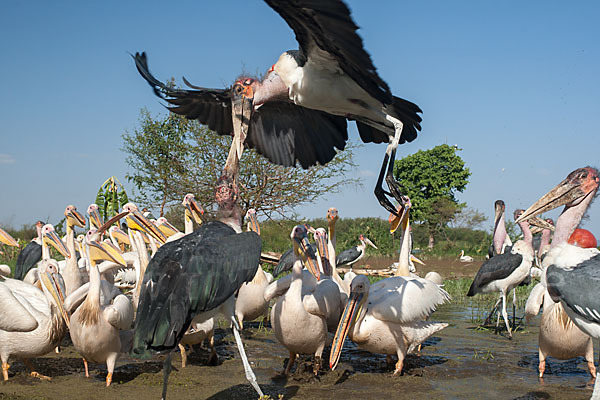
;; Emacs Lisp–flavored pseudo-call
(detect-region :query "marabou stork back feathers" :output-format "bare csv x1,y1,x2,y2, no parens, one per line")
132,221,261,356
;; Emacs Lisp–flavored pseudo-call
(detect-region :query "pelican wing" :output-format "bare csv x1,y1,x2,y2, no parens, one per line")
246,102,347,169
133,52,233,136
302,292,327,317
104,294,134,330
265,0,392,105
524,282,546,321
368,277,450,324
132,222,261,357
0,280,39,332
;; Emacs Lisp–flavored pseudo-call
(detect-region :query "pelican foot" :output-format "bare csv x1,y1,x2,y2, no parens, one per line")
313,356,322,376
30,371,51,381
83,358,90,378
284,352,296,376
106,372,112,387
207,336,218,366
393,359,404,376
538,360,545,378
589,361,597,380
2,362,10,381
178,344,188,368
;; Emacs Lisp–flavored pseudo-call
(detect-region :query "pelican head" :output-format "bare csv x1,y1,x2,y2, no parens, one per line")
87,203,103,229
291,224,320,281
39,267,70,329
0,227,19,247
86,229,127,267
330,274,370,370
108,225,131,246
122,203,167,245
65,205,86,229
388,196,411,234
154,217,180,238
245,208,260,234
42,224,71,259
182,193,204,225
516,167,599,223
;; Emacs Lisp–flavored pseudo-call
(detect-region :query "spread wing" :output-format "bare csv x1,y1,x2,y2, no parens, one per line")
265,0,392,104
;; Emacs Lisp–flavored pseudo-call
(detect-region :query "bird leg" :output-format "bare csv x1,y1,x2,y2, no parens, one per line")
484,297,502,326
83,358,89,378
178,344,188,368
161,352,173,400
538,348,546,378
393,358,404,376
501,292,512,338
313,355,322,376
512,288,517,328
207,335,218,366
284,352,296,376
231,316,264,397
2,362,9,381
23,359,51,381
374,152,398,215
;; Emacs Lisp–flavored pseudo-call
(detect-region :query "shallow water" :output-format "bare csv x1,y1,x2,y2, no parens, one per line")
0,303,596,399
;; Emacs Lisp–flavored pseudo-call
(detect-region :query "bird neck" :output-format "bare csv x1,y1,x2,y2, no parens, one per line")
493,213,508,254
80,249,101,326
518,221,533,247
552,189,596,246
395,224,411,277
184,213,193,235
539,229,552,253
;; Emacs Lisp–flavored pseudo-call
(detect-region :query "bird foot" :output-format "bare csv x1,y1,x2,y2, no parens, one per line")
106,372,112,387
392,359,403,376
30,371,51,381
83,358,90,378
589,361,597,380
313,356,322,376
538,360,545,379
2,362,10,381
179,344,188,368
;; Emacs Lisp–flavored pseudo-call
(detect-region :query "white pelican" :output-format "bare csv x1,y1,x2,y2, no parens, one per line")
61,205,87,295
271,225,328,375
0,227,19,277
330,199,450,375
69,230,132,387
87,203,103,229
459,250,474,263
0,260,70,381
235,209,273,329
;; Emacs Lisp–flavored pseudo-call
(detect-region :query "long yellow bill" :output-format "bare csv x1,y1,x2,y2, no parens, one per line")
330,290,365,370
40,271,70,330
43,230,71,259
0,227,19,247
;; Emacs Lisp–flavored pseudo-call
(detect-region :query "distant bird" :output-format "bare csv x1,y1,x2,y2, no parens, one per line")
467,211,534,338
336,234,378,267
459,250,474,263
133,0,422,216
13,221,44,280
518,167,599,389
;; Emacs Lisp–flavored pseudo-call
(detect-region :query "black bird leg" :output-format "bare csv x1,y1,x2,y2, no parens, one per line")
374,153,401,216
161,352,173,400
385,148,405,202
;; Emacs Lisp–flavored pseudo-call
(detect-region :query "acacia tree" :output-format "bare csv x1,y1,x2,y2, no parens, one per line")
393,144,471,248
123,109,361,224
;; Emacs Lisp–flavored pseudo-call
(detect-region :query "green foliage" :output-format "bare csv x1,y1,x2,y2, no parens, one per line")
393,144,471,246
95,176,129,220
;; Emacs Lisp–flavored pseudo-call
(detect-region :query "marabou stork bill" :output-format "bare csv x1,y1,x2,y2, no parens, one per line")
516,166,600,397
133,0,422,215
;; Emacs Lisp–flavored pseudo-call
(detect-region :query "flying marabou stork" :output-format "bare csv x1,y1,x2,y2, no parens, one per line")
133,0,422,215
516,166,600,397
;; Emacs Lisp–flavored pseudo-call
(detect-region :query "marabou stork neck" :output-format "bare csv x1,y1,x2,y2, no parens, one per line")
133,0,421,216
516,166,600,397
489,200,512,258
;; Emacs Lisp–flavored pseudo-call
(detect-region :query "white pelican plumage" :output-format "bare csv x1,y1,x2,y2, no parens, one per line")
61,205,87,295
69,230,132,387
271,225,328,375
330,198,450,375
0,260,70,381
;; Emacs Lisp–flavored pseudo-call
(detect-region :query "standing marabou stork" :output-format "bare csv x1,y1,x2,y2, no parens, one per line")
336,234,377,268
467,210,535,338
133,0,421,216
517,167,600,395
13,221,44,280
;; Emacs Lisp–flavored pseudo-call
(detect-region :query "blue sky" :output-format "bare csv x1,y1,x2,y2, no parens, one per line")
1,1,598,236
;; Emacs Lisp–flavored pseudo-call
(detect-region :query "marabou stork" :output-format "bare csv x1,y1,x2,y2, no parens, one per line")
517,167,600,394
13,221,44,280
270,225,328,376
131,182,264,398
467,209,535,338
330,201,449,374
336,234,377,268
133,0,422,216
